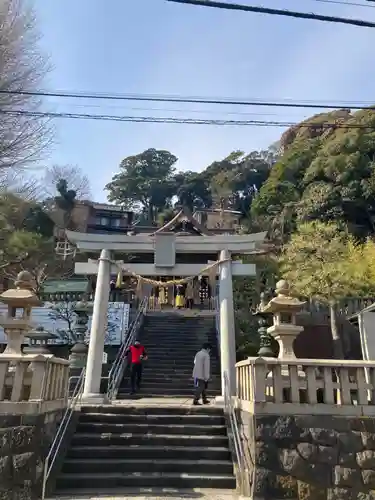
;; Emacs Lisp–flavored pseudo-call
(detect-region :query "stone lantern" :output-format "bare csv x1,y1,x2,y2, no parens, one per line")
0,271,41,355
262,280,306,361
69,297,93,368
24,326,57,355
253,292,275,357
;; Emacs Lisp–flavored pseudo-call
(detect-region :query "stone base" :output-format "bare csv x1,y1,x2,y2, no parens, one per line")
215,395,225,406
80,393,110,405
239,412,375,500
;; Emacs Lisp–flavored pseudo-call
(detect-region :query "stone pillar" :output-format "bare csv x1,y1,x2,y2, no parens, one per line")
82,249,111,402
218,249,236,398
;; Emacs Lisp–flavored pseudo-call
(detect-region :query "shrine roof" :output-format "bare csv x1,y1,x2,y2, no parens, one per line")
151,209,208,236
42,279,89,293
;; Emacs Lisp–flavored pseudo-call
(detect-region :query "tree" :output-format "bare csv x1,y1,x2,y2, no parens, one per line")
48,299,77,343
174,171,212,211
279,221,375,358
43,165,92,200
0,0,52,170
106,149,178,221
48,300,118,345
42,178,79,231
2,232,73,294
204,150,273,216
251,109,375,240
0,169,44,201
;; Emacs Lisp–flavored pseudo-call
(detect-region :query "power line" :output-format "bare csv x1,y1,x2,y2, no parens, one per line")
48,101,290,117
0,88,374,111
311,0,375,7
1,108,375,129
166,0,375,27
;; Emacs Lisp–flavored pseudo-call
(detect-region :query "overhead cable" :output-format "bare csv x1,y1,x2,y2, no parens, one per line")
166,0,375,27
2,108,375,128
1,89,375,111
311,0,375,6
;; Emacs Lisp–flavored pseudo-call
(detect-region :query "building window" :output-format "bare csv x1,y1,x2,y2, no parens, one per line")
97,217,109,226
112,218,121,228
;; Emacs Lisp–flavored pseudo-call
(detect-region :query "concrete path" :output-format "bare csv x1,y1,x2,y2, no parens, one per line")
52,488,239,499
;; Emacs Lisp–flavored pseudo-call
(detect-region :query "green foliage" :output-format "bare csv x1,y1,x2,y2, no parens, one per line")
55,179,76,212
23,205,54,237
174,171,211,211
204,150,274,214
279,221,375,303
105,149,178,219
105,147,275,222
279,221,375,357
251,109,375,240
0,187,71,290
233,275,260,359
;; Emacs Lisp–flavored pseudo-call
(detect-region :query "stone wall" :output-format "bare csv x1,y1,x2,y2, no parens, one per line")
239,411,375,500
0,409,63,500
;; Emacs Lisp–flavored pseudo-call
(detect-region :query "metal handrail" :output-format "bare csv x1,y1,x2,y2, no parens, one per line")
41,369,85,500
214,295,220,350
223,370,249,494
107,297,148,400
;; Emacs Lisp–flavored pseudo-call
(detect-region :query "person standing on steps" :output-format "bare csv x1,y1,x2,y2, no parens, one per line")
125,340,148,395
192,343,211,405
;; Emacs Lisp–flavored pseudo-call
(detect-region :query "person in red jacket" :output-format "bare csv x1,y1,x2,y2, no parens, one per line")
125,340,148,395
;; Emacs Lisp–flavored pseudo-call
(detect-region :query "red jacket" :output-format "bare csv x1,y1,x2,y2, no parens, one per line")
126,345,146,364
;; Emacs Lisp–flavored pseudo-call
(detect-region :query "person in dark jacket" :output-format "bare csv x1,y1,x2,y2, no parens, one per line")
125,340,148,395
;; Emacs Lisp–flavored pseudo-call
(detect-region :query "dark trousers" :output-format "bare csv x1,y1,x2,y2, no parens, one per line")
194,379,208,402
130,363,142,392
186,298,194,309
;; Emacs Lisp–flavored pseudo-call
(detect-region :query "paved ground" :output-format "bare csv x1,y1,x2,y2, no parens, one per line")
111,397,214,407
51,488,239,499
112,397,193,406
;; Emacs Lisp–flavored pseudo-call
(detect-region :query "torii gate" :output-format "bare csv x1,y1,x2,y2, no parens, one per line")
65,221,266,403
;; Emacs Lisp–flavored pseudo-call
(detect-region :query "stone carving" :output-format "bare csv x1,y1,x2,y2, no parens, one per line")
0,271,40,355
262,279,306,361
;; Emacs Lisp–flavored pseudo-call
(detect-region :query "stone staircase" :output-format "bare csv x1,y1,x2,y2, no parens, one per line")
55,405,236,494
53,312,236,496
117,312,222,399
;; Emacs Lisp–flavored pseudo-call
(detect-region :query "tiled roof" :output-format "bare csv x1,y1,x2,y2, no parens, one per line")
42,279,89,293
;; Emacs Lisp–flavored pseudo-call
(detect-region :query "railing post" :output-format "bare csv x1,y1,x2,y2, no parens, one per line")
29,356,48,401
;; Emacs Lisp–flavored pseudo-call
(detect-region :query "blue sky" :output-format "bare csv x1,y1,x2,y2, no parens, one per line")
34,0,375,202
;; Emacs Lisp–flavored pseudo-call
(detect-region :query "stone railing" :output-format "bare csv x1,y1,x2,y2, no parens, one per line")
0,354,70,414
236,357,375,416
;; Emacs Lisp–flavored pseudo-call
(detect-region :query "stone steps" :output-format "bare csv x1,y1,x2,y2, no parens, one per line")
76,422,228,435
71,432,229,447
62,458,234,474
56,472,236,490
53,315,233,496
66,444,232,460
79,411,225,424
55,405,235,495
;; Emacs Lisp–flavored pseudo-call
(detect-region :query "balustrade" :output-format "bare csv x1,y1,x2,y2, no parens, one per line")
236,357,375,416
0,354,70,414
